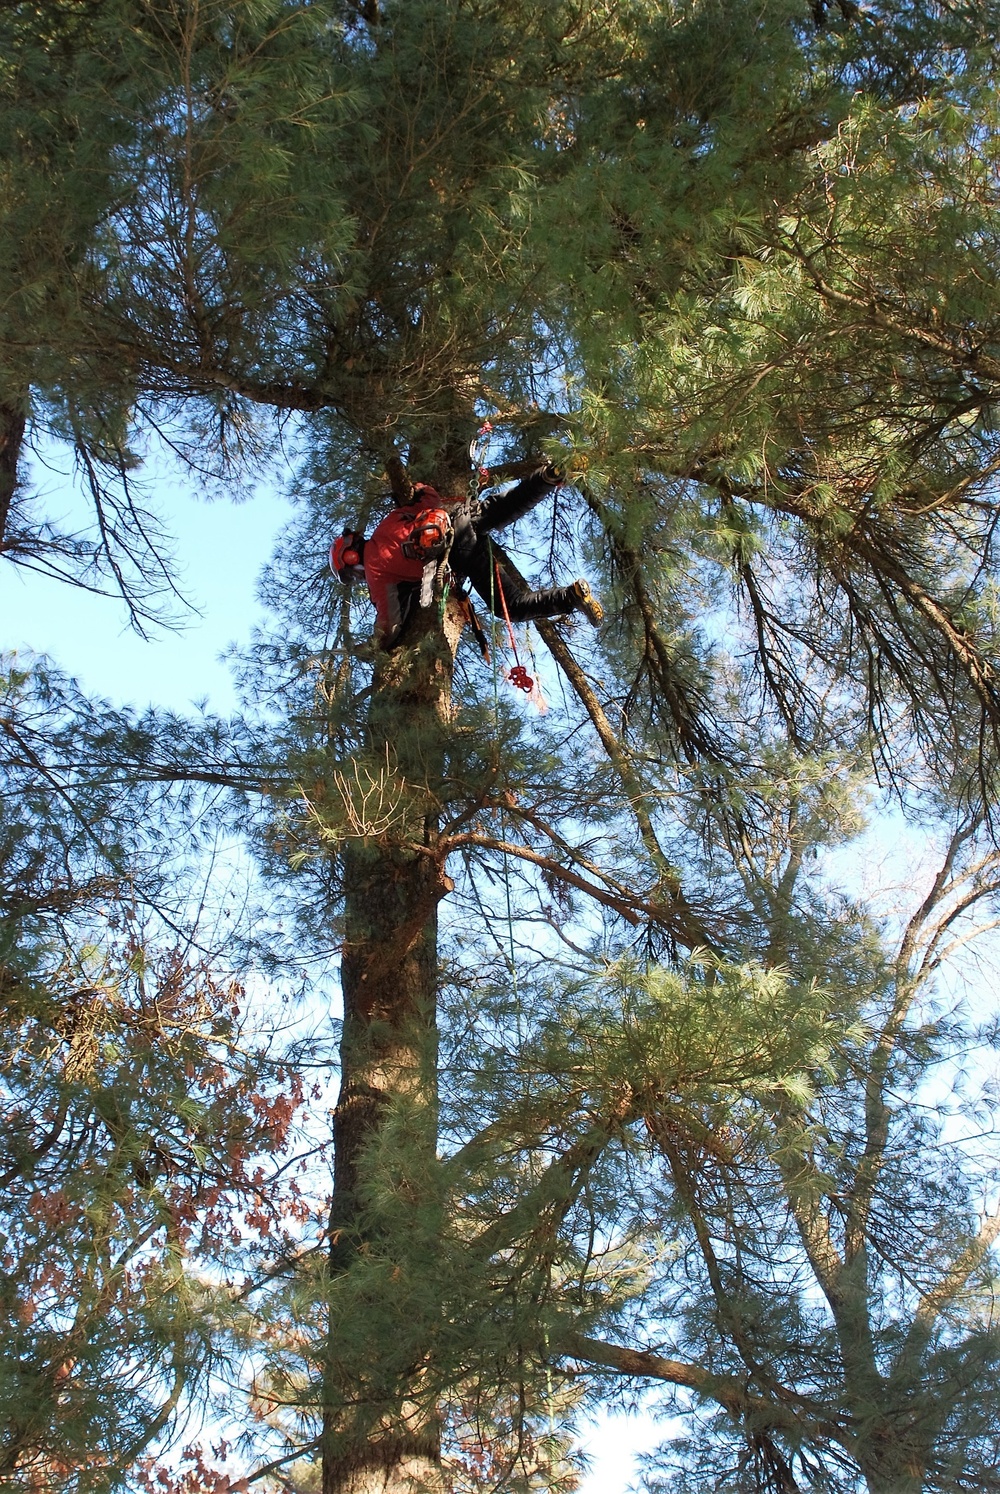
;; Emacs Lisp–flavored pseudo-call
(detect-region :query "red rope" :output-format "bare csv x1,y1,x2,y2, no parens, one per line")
493,560,534,694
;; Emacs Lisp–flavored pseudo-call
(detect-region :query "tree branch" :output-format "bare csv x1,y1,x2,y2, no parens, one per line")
561,1332,852,1450
442,832,643,925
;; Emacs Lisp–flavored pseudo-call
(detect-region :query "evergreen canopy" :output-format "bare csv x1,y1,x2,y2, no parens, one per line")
3,3,1000,1492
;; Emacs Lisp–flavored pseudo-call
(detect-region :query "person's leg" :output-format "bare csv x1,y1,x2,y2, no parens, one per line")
461,537,602,623
503,575,602,623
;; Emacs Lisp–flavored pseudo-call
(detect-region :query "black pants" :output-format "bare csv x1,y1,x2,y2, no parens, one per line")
451,472,578,621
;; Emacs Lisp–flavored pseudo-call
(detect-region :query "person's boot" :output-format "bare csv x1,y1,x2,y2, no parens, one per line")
571,578,604,625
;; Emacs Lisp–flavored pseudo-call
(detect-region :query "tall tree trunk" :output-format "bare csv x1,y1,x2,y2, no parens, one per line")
322,599,464,1494
858,1449,925,1494
854,1408,928,1494
0,397,26,549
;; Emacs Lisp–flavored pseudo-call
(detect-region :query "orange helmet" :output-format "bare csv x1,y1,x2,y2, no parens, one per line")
329,530,366,582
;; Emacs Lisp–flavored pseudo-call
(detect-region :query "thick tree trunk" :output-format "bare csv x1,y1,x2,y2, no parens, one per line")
322,599,465,1494
855,1418,927,1494
0,398,26,549
858,1452,924,1494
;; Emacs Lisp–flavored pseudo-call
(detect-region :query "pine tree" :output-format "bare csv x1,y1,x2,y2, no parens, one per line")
7,3,1000,1492
0,660,317,1490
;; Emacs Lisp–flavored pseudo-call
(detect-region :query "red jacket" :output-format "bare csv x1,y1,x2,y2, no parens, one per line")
363,505,443,643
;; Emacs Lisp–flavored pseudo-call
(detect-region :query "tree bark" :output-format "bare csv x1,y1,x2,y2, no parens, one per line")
0,397,26,549
322,598,465,1494
857,1443,925,1494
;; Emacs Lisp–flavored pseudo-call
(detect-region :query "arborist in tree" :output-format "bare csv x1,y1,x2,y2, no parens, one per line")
329,464,604,651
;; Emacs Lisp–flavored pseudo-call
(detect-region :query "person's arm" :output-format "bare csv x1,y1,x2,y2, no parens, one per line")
366,572,397,647
367,572,417,650
476,465,563,534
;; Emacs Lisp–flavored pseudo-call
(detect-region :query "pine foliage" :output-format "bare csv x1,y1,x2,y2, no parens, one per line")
5,3,1000,1492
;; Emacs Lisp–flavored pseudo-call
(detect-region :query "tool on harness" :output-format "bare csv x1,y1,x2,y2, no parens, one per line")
417,424,496,638
401,506,452,608
454,580,491,662
410,507,451,558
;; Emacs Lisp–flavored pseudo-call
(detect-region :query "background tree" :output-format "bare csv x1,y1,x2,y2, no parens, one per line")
0,659,324,1492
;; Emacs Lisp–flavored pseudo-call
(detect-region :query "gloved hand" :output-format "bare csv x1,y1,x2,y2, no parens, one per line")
541,448,589,484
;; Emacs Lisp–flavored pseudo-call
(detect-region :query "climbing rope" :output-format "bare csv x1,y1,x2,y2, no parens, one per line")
486,540,522,1021
429,420,493,623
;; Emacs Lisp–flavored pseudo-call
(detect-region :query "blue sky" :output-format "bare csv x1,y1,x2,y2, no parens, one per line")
0,450,293,713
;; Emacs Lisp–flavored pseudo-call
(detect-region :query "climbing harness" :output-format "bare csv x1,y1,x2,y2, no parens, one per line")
438,425,493,654
410,420,497,625
410,424,492,616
